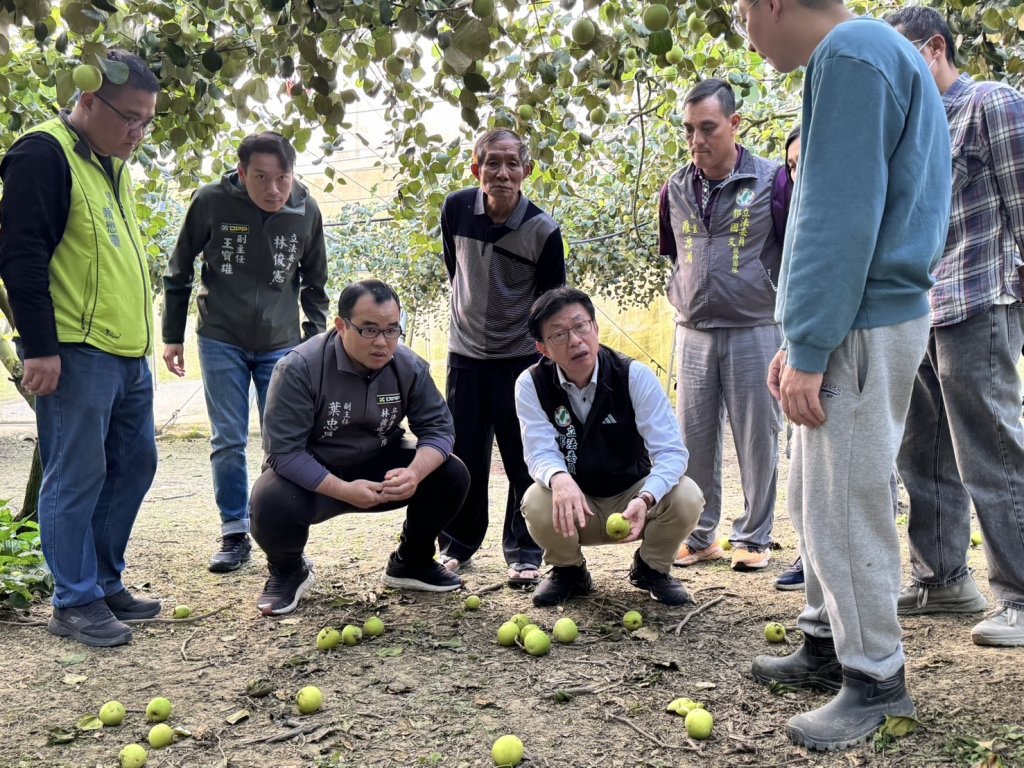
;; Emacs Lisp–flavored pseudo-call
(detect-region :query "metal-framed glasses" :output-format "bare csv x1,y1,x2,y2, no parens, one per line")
732,0,762,39
544,319,594,346
347,321,404,340
93,92,155,132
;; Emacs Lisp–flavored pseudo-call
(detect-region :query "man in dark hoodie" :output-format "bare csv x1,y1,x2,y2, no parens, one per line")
162,131,329,573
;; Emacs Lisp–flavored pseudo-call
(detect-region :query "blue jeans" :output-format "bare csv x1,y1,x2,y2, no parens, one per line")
897,304,1024,609
197,336,290,536
35,345,157,608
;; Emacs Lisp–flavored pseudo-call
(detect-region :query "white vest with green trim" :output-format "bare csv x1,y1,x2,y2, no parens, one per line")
27,117,152,357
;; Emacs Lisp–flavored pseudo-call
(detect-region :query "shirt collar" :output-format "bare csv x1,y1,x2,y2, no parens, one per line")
694,145,745,182
474,187,531,229
555,356,599,392
942,73,973,107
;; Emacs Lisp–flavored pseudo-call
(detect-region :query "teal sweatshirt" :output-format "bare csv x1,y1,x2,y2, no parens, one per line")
778,18,952,372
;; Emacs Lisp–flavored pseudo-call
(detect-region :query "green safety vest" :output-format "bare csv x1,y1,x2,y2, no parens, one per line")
27,117,152,357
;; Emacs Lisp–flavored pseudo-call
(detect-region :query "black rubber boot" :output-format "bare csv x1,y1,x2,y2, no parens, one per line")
751,634,842,691
786,665,916,751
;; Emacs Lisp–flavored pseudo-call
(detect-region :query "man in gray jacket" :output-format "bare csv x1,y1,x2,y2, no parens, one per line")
248,279,469,615
659,78,789,573
162,132,329,573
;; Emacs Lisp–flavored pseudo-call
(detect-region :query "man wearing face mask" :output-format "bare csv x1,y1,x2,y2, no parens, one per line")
659,78,791,574
886,7,1024,647
162,131,329,574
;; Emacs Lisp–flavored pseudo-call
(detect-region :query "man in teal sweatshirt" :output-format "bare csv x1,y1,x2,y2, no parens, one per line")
737,0,951,751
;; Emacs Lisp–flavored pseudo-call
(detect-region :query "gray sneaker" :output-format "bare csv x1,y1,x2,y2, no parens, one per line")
48,599,133,647
897,574,987,615
971,608,1023,647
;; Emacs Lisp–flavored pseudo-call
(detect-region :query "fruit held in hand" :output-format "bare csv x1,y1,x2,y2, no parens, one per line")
99,700,126,726
623,611,643,631
119,743,147,768
764,622,786,643
606,512,630,540
316,627,341,651
497,621,519,647
685,707,714,740
296,685,322,714
465,595,482,611
73,63,102,93
491,734,525,766
147,723,173,749
552,617,578,644
172,605,192,619
145,697,172,723
363,616,385,637
524,630,551,656
341,625,363,646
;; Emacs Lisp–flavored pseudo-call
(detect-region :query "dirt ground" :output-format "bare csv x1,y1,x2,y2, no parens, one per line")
0,432,1021,768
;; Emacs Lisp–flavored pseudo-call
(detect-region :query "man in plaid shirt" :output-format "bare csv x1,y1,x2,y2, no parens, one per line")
888,8,1024,647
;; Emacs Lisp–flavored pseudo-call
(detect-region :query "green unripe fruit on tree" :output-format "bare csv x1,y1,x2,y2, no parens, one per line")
552,617,578,643
666,45,685,64
472,0,494,18
384,55,404,76
685,707,714,739
661,66,679,82
363,616,385,637
296,685,323,714
524,630,551,656
465,594,482,610
497,621,520,646
99,700,126,726
145,697,172,723
571,18,597,45
72,64,103,93
491,734,524,766
147,723,173,749
623,610,643,631
119,743,148,768
589,107,608,125
643,4,671,32
686,14,707,35
516,104,535,121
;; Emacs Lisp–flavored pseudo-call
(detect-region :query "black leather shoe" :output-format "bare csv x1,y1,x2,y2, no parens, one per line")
533,564,595,607
628,552,692,606
752,634,843,692
209,533,252,573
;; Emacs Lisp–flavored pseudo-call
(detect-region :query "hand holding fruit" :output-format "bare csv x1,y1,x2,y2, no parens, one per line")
617,497,648,543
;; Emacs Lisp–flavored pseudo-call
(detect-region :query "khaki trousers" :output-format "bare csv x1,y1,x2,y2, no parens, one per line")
522,477,704,573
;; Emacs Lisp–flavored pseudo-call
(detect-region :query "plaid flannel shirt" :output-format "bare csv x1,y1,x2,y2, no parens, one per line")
932,74,1024,326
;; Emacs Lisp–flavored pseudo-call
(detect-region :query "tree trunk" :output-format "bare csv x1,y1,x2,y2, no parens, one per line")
0,283,40,522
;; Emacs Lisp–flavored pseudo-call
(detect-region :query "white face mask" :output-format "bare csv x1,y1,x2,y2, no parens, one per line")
915,37,938,72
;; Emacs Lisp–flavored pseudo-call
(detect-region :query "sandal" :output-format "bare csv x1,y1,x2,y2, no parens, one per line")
439,554,472,573
507,562,542,588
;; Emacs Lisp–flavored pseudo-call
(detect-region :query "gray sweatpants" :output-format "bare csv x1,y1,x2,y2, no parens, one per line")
792,316,929,680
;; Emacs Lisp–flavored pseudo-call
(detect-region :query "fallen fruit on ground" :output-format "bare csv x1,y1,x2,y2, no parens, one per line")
119,743,147,768
72,63,102,92
666,697,701,715
764,622,786,643
524,630,551,656
605,512,630,539
145,697,172,723
685,707,714,739
623,610,643,631
363,616,385,637
491,734,525,766
172,605,192,619
341,624,363,646
719,537,732,551
296,686,323,714
510,613,531,629
99,700,125,726
571,18,596,45
519,623,541,642
497,621,520,646
147,723,173,749
971,531,983,546
465,595,482,610
552,617,578,643
316,627,341,651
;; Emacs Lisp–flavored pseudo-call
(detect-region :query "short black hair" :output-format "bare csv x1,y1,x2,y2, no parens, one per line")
683,78,735,117
338,279,401,320
96,49,160,97
885,6,957,65
238,131,298,172
528,286,596,341
472,128,531,168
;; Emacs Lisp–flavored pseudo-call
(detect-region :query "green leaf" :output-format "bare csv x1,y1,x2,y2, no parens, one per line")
47,728,76,745
76,715,103,731
377,647,404,657
452,17,492,60
648,30,673,56
880,715,919,738
463,72,490,92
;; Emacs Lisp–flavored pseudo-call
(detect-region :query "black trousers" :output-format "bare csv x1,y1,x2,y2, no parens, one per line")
439,362,540,566
250,445,469,572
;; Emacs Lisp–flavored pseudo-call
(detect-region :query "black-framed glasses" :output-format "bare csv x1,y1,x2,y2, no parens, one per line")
93,92,155,133
544,319,594,346
346,321,404,340
732,0,762,39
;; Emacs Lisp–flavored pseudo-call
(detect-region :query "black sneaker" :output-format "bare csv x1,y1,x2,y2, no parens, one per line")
105,588,161,620
381,553,462,592
257,556,315,616
629,552,692,606
209,533,253,573
48,599,133,647
533,563,595,607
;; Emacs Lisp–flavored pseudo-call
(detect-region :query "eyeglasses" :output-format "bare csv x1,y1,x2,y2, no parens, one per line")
93,92,155,133
732,0,762,39
346,321,404,340
544,319,594,346
911,38,931,53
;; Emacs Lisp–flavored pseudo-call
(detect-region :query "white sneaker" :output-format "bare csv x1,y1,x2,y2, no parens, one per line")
971,608,1023,647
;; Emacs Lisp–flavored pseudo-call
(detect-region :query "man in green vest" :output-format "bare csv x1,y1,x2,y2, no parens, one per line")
0,50,161,647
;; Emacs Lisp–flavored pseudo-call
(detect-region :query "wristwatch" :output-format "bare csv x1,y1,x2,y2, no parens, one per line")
637,491,655,512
